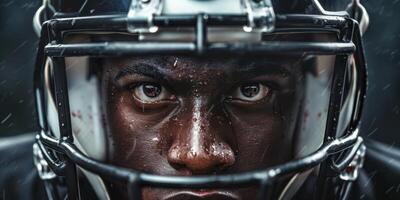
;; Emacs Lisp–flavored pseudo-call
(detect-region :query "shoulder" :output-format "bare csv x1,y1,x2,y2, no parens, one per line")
0,132,35,155
353,139,400,200
0,133,46,200
0,133,36,174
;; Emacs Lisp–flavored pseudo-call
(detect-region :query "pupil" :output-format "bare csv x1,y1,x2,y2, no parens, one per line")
241,84,260,98
143,84,161,98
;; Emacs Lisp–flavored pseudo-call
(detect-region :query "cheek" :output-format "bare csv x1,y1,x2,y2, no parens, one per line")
227,93,300,169
229,114,291,169
106,88,171,171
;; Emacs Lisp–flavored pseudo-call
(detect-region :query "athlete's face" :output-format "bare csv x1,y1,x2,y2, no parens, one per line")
100,55,305,199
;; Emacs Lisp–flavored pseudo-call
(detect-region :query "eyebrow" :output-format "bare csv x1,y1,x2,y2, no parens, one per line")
114,59,295,83
114,62,168,82
234,60,294,78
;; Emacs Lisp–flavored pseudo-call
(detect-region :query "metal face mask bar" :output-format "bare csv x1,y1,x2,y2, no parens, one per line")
33,2,367,200
43,14,357,57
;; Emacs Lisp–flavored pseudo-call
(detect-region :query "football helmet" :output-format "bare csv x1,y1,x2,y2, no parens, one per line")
32,0,369,199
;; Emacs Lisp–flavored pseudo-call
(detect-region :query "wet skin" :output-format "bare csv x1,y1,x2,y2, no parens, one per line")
100,55,305,199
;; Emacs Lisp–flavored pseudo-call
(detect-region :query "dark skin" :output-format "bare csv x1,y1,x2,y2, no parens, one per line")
100,55,305,199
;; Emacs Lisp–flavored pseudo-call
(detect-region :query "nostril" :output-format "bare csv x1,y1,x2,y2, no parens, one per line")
167,143,235,174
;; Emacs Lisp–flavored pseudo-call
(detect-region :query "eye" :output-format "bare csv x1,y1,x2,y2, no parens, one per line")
131,83,172,103
232,83,271,102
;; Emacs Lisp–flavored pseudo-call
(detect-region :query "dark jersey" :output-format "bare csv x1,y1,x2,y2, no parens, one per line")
0,134,46,200
0,133,399,200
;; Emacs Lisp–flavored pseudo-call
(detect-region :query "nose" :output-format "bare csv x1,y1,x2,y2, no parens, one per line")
167,98,235,174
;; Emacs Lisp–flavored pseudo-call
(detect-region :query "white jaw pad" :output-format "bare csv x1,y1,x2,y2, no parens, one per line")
65,56,107,161
294,56,335,158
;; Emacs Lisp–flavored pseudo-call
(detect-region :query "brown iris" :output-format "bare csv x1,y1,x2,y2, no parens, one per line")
240,84,260,98
142,84,162,98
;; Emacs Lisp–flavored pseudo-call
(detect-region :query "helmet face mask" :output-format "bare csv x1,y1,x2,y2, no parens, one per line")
33,0,368,199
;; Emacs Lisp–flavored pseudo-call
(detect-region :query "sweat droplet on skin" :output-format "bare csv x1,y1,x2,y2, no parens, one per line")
173,58,178,68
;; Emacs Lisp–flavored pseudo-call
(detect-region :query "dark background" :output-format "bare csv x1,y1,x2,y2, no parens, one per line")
0,0,399,146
